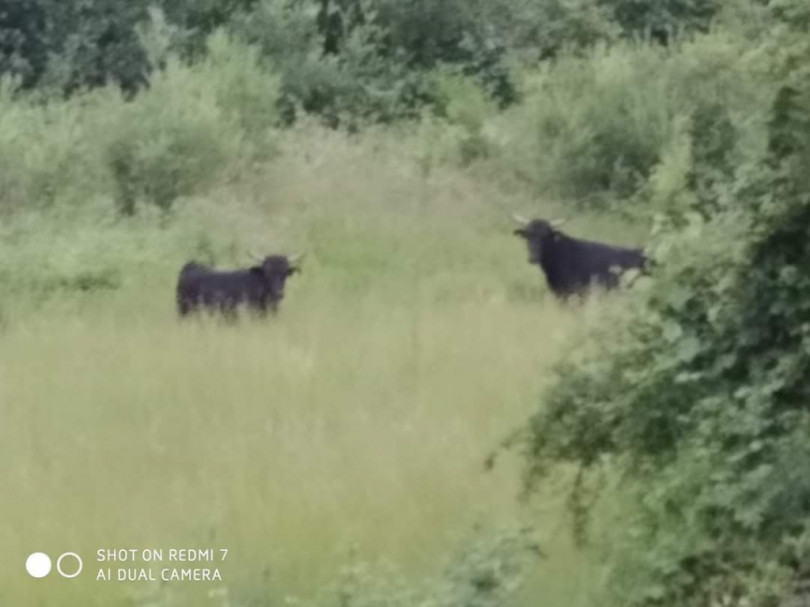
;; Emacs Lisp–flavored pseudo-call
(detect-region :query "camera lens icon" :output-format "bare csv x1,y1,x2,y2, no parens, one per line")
26,552,83,579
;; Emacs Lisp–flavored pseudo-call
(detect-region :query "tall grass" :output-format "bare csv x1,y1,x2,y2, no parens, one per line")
0,123,643,606
0,10,668,597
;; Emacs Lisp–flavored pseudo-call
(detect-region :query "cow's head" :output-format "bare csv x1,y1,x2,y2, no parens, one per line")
250,253,303,301
511,215,568,265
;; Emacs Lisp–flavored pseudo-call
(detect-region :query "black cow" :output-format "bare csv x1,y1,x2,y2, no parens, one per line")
176,253,302,318
512,216,646,299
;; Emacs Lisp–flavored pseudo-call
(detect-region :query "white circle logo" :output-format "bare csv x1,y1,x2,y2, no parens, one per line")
56,552,83,578
26,552,52,578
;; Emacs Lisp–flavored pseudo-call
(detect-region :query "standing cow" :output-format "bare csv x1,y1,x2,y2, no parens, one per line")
512,215,646,299
176,253,303,318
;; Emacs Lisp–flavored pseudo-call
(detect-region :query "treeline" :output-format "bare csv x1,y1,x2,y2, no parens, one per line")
2,0,724,123
0,0,789,221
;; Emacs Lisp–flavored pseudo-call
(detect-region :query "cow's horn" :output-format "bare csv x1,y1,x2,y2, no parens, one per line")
289,252,305,265
249,249,264,262
550,217,569,228
510,213,530,226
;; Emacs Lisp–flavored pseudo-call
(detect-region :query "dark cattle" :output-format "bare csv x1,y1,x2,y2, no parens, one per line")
176,254,302,318
512,215,646,299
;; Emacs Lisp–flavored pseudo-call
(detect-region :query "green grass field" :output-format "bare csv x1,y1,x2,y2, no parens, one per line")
0,127,643,606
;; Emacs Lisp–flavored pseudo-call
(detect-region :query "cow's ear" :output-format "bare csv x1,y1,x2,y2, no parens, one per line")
288,267,301,276
513,228,527,237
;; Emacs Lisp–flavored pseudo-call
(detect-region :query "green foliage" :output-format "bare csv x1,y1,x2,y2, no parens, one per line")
232,0,483,126
0,0,48,87
0,0,734,129
0,0,260,94
3,1,810,605
0,0,151,93
0,191,259,307
602,0,721,42
510,44,675,205
430,70,499,164
501,32,770,209
516,10,810,605
0,78,107,212
102,33,278,213
484,0,619,62
0,25,279,215
216,0,619,124
160,0,259,57
0,0,771,130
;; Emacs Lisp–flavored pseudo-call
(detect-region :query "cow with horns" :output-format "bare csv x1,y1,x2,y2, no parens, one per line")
176,253,303,318
511,215,647,299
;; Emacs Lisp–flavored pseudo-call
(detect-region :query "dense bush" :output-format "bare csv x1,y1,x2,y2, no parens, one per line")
515,4,810,605
0,79,107,212
102,30,278,213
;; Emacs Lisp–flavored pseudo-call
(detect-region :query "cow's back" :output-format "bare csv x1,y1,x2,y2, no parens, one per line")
543,236,645,297
176,264,266,317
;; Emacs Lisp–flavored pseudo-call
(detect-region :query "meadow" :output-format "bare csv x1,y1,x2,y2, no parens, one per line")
0,124,644,606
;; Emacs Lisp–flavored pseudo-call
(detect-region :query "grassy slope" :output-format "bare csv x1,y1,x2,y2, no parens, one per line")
0,125,643,606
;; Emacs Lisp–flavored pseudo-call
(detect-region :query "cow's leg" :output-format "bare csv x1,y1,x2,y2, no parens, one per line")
220,297,239,323
252,298,271,319
177,297,193,317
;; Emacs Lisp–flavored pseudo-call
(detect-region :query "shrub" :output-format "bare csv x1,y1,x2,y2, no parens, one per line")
430,70,499,164
98,30,278,214
0,78,106,212
102,70,236,214
195,29,281,151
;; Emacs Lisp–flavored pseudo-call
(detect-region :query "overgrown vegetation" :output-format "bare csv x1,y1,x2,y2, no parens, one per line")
516,2,810,606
